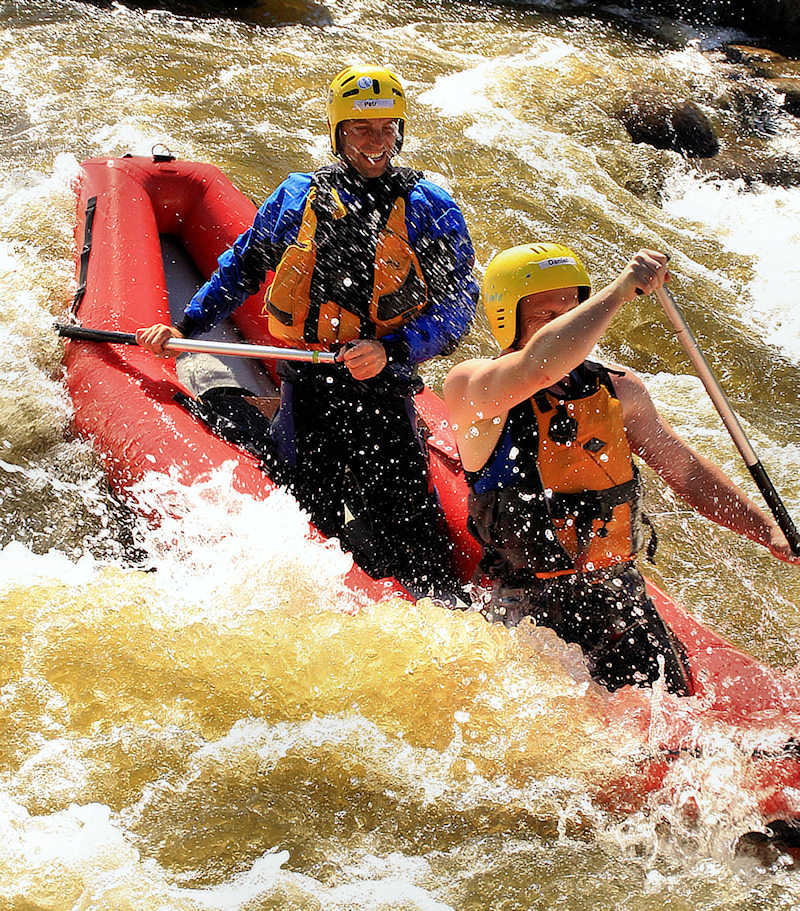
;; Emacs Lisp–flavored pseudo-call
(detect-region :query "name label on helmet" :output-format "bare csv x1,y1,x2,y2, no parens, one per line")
353,98,395,110
538,256,577,269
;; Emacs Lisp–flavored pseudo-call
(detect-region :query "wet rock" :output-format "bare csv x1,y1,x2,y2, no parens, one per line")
79,0,331,25
693,149,800,187
606,1,800,55
765,76,800,115
234,0,332,22
721,45,800,117
724,44,795,78
717,79,781,134
616,92,720,158
737,821,800,869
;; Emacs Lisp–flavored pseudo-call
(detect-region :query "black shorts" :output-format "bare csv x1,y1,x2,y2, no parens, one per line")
487,563,693,696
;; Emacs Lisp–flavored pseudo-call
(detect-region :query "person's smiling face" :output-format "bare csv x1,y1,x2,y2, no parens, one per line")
338,117,400,178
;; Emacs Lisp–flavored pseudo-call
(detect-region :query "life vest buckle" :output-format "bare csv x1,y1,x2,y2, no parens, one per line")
548,404,578,444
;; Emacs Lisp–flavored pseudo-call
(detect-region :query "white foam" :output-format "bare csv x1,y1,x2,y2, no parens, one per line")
183,850,293,909
87,121,188,159
11,738,92,808
0,156,81,454
663,44,717,77
662,171,800,362
0,796,141,906
0,540,100,592
0,789,294,910
325,877,455,911
125,463,357,622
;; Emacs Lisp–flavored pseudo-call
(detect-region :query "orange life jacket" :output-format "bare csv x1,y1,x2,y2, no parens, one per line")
264,166,429,349
466,362,653,581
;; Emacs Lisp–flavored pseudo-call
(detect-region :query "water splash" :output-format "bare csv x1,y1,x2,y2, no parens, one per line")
662,172,800,363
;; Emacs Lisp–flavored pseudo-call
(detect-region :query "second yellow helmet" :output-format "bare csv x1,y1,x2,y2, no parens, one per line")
327,65,407,156
482,242,591,349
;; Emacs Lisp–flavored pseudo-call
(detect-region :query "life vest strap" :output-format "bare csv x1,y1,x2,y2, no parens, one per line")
547,476,638,557
265,299,294,326
548,477,638,522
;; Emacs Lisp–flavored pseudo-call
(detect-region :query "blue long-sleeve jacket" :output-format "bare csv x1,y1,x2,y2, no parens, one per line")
181,165,478,366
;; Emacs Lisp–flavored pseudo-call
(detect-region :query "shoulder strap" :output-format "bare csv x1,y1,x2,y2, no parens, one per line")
531,361,621,420
583,359,625,399
388,166,424,198
310,165,348,219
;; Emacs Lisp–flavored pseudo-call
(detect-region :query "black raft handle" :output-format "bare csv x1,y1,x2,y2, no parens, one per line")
151,143,175,163
55,323,138,346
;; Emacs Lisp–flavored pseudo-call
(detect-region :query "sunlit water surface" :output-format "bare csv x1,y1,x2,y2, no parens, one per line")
3,0,800,907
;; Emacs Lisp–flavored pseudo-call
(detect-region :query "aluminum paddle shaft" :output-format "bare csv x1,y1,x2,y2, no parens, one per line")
161,336,337,364
55,323,337,364
653,286,800,555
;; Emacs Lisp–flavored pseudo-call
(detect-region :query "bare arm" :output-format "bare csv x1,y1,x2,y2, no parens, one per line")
615,368,800,564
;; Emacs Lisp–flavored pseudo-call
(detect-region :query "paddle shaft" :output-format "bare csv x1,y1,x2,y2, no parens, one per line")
653,286,800,555
55,323,337,364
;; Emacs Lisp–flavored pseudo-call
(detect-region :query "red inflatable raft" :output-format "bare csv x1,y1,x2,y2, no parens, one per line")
62,152,800,842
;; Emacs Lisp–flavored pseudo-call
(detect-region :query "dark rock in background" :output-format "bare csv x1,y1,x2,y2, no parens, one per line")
493,1,800,55
612,0,800,55
725,45,800,115
766,77,800,115
724,44,796,76
616,92,720,158
694,150,800,186
80,0,331,25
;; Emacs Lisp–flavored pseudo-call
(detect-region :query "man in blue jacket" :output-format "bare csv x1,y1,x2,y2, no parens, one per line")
137,64,478,596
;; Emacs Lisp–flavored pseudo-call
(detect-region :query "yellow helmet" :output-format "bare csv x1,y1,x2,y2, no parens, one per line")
481,242,591,349
327,65,407,156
